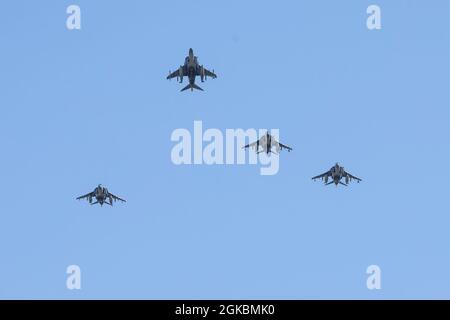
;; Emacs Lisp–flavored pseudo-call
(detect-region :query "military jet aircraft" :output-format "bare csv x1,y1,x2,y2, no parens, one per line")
76,184,126,206
312,163,361,186
167,48,217,91
243,132,292,155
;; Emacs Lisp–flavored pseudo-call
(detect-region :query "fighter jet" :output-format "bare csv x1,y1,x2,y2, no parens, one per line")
76,184,126,206
243,132,292,155
167,48,217,91
312,163,361,186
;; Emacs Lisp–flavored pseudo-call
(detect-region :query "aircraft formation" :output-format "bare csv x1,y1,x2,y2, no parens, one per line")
77,48,361,207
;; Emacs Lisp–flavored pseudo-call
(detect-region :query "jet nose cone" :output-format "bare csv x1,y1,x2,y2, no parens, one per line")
189,48,193,53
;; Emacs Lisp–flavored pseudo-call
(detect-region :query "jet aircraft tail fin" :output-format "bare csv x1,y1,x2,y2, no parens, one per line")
181,83,204,92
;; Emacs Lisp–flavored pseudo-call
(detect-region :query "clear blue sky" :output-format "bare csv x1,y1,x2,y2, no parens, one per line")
0,0,449,299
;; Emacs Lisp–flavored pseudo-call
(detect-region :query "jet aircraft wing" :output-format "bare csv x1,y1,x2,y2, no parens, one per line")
202,68,217,79
167,68,184,80
243,140,259,151
346,172,362,182
109,193,126,203
311,171,331,181
76,191,94,200
279,142,292,152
